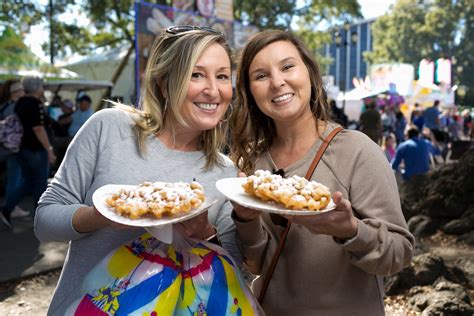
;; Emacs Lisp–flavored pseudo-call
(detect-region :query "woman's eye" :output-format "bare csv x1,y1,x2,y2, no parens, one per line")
192,72,204,79
282,64,294,71
255,73,267,80
217,74,230,81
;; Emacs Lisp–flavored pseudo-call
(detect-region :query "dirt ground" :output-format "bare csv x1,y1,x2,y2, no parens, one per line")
0,269,60,315
0,233,472,315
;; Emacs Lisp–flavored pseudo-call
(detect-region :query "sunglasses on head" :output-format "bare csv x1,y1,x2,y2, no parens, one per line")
166,25,223,36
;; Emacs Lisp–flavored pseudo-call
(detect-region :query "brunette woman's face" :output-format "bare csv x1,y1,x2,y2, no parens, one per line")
248,40,312,123
180,43,232,132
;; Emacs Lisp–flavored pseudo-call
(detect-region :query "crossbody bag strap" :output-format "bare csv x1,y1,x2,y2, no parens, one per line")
258,126,344,304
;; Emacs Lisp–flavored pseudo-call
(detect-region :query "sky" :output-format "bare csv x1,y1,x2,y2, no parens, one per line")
358,0,397,19
24,0,397,63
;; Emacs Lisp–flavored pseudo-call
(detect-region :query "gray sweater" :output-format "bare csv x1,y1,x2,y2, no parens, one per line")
35,108,239,315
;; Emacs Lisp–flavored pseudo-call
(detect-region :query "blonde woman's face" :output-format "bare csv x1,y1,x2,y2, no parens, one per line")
180,43,232,132
248,40,312,124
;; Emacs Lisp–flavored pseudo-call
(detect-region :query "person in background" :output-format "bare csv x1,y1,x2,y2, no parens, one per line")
0,80,29,226
35,26,241,315
394,110,407,145
383,132,397,162
423,100,442,142
423,100,440,130
410,102,420,123
421,127,443,165
412,108,424,131
68,94,94,137
1,77,56,227
359,100,382,144
55,99,74,137
461,109,472,139
329,99,348,128
52,99,75,171
381,105,396,134
392,125,431,181
230,29,413,315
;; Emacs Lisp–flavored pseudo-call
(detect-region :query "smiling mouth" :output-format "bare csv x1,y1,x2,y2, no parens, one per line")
272,93,294,103
195,102,218,111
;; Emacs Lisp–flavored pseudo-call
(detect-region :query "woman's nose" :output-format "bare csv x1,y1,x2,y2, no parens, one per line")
270,73,285,88
203,79,219,97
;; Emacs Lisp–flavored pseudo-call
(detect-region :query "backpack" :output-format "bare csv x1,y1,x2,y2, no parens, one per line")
0,101,23,153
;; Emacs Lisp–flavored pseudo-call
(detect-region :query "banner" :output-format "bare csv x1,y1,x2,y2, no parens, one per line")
134,1,235,98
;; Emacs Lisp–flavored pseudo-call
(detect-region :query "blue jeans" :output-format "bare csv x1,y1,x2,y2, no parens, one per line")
2,149,49,216
2,154,24,209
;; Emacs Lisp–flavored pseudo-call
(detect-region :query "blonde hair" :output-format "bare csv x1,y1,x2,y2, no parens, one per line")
116,30,233,170
230,30,331,175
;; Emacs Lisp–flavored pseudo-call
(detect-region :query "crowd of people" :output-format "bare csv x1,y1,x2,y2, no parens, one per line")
0,78,94,227
350,98,472,182
10,25,474,314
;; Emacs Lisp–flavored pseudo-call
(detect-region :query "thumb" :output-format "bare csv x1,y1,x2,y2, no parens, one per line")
332,191,343,205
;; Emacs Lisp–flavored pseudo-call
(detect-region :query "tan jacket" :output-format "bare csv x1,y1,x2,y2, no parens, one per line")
234,125,414,316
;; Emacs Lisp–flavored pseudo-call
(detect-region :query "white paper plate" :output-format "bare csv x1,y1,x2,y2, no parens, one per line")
92,184,217,227
216,177,336,216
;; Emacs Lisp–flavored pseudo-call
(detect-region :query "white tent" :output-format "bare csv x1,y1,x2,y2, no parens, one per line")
62,45,135,104
335,88,388,121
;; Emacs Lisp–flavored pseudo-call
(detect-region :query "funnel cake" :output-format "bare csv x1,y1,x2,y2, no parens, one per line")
105,181,205,219
242,170,331,211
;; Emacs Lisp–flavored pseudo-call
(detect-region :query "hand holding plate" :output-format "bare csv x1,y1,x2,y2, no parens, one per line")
285,191,358,239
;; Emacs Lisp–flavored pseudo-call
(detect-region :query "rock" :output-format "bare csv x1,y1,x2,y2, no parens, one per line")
412,254,445,285
399,148,474,236
441,218,474,235
455,258,474,287
408,279,473,315
385,266,416,295
444,265,470,286
458,231,474,246
421,300,474,316
408,215,439,237
385,253,455,295
434,279,471,304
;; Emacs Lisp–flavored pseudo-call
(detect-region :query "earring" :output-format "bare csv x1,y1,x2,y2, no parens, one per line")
220,104,233,123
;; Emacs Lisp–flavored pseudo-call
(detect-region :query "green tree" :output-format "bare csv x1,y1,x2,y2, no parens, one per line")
234,0,361,31
234,0,299,30
0,26,38,70
233,0,361,69
295,0,361,69
1,0,91,64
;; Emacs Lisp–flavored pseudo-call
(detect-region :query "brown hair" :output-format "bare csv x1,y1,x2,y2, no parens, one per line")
230,29,331,174
115,29,233,170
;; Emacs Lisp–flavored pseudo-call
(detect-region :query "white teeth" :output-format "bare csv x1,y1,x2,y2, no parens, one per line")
272,93,293,103
195,103,217,110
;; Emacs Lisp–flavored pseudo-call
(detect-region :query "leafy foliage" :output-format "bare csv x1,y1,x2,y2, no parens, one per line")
294,0,361,68
233,0,361,68
1,0,137,63
0,26,38,69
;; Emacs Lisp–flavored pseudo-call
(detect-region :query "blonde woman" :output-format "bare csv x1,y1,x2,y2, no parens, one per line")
35,26,239,315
